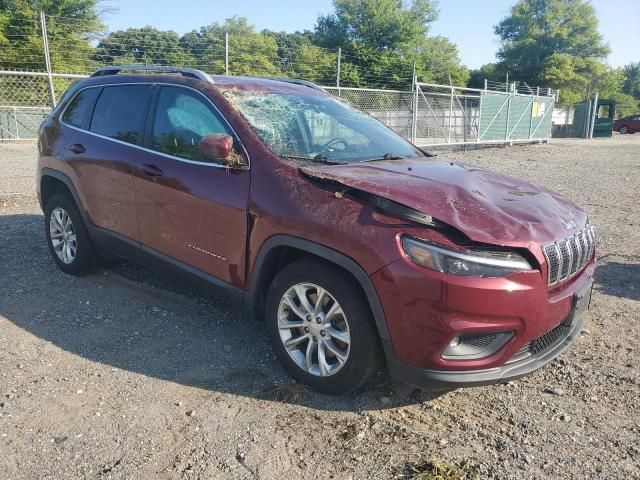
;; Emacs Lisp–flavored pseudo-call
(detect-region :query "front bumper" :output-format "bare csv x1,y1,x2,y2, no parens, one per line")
371,251,595,389
386,288,588,389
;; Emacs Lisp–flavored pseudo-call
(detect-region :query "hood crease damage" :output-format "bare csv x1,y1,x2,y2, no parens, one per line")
299,158,586,248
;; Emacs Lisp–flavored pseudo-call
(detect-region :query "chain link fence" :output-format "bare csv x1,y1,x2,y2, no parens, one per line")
324,87,414,140
0,71,86,140
552,100,599,138
412,83,554,146
0,10,558,145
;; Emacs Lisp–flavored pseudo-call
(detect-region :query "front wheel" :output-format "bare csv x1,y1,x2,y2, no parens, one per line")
619,125,629,134
265,260,381,394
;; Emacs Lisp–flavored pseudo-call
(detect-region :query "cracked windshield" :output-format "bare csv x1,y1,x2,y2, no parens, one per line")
225,90,426,164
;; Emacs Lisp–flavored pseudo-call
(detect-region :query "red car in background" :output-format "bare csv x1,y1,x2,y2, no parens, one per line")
614,114,640,134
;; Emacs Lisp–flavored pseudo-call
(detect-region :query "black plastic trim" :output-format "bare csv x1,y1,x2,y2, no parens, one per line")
89,226,243,307
39,168,89,223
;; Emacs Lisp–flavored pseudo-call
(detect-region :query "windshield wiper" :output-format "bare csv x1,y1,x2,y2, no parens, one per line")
360,153,405,163
280,154,345,165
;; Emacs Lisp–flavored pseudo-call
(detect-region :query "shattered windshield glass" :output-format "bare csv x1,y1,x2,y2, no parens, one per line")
224,90,425,163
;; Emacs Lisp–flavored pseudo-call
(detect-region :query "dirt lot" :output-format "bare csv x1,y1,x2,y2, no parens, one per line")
0,136,638,480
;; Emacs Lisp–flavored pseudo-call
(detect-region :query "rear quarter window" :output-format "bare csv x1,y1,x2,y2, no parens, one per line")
90,85,152,145
61,87,100,128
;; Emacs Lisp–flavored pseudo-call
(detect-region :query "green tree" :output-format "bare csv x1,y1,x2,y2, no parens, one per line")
417,35,469,86
181,17,280,76
494,0,610,102
94,27,190,68
467,63,504,89
261,29,337,84
0,0,104,72
315,0,438,52
314,0,466,88
622,62,640,100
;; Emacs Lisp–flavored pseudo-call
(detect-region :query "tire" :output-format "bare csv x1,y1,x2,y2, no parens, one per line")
45,193,98,275
265,259,381,395
619,125,629,134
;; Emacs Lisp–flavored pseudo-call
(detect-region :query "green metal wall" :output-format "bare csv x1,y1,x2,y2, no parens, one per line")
478,93,553,142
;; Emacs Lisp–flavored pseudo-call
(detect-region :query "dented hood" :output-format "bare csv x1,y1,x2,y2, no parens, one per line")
300,158,587,247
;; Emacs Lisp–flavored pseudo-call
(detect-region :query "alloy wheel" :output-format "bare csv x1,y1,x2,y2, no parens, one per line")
277,282,351,377
49,207,77,264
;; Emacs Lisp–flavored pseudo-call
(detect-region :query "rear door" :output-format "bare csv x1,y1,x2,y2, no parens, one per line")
133,85,250,287
63,84,153,241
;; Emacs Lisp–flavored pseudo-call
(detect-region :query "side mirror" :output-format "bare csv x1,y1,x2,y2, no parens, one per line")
198,133,234,162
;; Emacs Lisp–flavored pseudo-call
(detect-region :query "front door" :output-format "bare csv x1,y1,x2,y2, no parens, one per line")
133,85,250,288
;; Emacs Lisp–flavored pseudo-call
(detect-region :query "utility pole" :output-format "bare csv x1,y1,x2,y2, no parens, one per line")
39,11,56,107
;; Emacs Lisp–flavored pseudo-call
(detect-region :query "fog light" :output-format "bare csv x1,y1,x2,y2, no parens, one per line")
442,331,513,360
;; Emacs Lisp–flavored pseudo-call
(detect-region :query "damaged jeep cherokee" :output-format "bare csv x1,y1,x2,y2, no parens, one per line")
37,66,595,394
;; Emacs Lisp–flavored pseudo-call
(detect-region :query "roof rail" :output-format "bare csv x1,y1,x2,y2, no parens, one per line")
91,65,213,83
260,77,324,91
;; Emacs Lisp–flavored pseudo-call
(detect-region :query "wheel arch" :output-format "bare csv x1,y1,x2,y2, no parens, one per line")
246,235,391,343
40,169,89,224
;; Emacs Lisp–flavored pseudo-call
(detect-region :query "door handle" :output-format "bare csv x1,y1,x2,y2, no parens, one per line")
140,164,164,177
69,143,86,154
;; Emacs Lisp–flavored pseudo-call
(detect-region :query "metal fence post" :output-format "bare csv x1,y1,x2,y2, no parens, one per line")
463,96,467,143
583,99,592,139
39,11,57,108
336,47,341,94
13,106,20,140
528,98,535,139
589,92,598,139
411,72,418,144
448,86,454,143
505,93,512,141
225,32,229,75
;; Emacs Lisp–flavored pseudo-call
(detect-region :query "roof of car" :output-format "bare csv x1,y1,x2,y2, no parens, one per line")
87,65,325,95
210,75,325,94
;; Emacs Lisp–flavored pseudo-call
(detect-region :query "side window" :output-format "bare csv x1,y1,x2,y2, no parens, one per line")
302,109,368,148
90,85,152,145
151,86,231,162
62,88,100,128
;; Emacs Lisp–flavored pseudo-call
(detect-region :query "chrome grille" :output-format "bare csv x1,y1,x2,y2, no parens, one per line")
543,224,595,287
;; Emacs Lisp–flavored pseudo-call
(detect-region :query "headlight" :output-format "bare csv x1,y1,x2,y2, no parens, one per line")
401,236,532,277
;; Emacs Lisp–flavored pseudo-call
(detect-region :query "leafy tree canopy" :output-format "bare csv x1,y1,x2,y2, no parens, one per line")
0,0,104,71
315,0,467,88
622,62,640,100
494,0,609,102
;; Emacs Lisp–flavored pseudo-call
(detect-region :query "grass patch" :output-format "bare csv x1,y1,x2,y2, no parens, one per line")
399,459,477,480
261,382,309,403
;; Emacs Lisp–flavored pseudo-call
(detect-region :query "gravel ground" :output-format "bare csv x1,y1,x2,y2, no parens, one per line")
0,136,638,480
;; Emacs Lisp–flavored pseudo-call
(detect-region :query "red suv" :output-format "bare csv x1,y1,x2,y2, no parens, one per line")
37,66,596,394
613,114,640,134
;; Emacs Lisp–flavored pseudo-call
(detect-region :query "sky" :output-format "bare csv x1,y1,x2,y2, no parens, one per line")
104,0,639,70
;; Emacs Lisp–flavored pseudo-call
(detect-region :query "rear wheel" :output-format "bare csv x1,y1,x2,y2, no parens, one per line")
265,259,381,394
619,125,629,134
45,193,97,275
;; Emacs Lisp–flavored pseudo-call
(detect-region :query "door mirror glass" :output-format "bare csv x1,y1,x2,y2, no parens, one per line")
199,133,234,162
